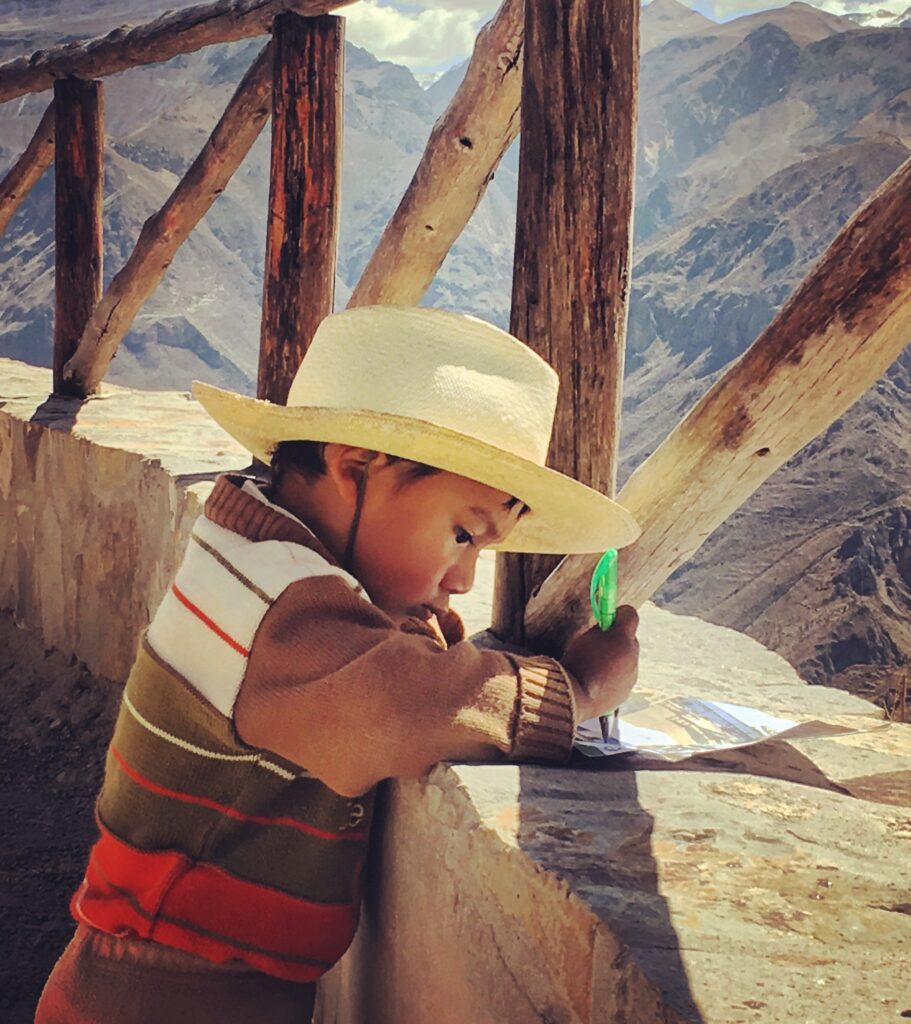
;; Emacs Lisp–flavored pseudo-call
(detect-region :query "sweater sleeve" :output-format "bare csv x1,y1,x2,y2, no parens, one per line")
234,575,576,797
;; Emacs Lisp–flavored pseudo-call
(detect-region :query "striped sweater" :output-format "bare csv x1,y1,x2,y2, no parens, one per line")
73,475,577,983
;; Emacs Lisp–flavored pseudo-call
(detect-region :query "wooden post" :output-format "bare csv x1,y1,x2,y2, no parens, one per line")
491,0,639,644
524,153,911,653
54,78,103,398
258,13,343,404
63,43,273,395
0,100,55,239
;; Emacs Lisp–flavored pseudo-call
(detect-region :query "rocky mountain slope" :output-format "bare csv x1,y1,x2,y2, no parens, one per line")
618,3,911,707
0,0,908,705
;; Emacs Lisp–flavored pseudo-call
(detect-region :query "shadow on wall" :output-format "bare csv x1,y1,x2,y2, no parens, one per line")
514,760,705,1023
328,760,704,1024
29,393,86,433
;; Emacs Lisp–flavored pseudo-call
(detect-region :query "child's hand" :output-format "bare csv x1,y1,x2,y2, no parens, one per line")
561,605,640,723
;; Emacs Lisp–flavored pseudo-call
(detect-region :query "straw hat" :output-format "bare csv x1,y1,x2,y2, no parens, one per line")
192,306,640,554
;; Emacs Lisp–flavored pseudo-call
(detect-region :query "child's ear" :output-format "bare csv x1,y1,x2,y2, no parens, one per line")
323,445,379,507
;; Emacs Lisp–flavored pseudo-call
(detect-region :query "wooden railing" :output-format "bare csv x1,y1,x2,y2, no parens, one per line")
0,0,355,104
0,0,908,650
0,0,356,398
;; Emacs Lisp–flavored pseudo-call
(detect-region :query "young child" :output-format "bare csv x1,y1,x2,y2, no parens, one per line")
36,306,641,1024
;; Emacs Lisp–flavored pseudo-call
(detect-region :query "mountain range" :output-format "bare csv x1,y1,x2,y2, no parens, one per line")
0,0,909,705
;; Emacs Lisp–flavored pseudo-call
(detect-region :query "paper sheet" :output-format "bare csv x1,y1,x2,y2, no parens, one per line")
575,691,886,762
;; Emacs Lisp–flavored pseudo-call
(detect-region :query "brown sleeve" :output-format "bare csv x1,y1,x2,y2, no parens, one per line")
234,575,576,797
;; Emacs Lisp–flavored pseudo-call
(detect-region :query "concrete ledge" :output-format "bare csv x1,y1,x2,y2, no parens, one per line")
2,358,909,1023
320,609,911,1023
320,759,910,1024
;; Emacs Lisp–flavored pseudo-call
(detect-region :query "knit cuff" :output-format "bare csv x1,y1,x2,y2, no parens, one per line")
508,655,577,764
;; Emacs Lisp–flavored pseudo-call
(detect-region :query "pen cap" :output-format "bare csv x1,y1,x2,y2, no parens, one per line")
590,548,618,631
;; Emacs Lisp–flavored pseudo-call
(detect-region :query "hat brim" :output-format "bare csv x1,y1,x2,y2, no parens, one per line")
193,382,640,555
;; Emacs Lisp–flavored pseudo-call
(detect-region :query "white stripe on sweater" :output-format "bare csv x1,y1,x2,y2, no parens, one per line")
147,588,250,715
122,690,305,781
147,509,367,718
193,516,366,603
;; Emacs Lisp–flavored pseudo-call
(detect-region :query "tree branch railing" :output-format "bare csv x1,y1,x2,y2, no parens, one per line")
0,100,55,238
0,0,355,105
0,0,526,397
58,0,525,394
62,42,274,396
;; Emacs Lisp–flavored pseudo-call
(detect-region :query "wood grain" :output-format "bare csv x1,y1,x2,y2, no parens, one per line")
54,80,103,398
258,14,343,404
525,154,911,654
0,0,355,104
492,0,639,643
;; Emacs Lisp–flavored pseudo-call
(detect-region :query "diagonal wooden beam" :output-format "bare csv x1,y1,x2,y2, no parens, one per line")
347,0,523,308
0,100,55,238
62,42,274,396
0,0,355,105
524,154,911,654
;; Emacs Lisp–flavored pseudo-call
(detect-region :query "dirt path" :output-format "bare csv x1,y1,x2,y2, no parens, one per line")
0,613,121,1024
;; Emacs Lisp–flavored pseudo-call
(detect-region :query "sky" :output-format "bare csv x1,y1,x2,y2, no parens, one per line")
342,1,497,74
342,0,911,72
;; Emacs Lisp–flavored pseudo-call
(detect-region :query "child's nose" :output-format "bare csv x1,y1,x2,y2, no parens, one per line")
445,557,476,596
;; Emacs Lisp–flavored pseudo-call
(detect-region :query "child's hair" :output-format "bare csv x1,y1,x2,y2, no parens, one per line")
270,440,440,488
270,440,529,514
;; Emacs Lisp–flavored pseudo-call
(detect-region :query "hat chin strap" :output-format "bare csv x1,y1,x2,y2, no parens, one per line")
342,452,378,574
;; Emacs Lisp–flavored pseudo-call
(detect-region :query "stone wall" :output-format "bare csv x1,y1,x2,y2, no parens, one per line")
2,358,909,1023
0,359,246,680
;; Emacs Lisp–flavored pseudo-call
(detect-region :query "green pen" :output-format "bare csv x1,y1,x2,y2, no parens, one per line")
589,548,620,744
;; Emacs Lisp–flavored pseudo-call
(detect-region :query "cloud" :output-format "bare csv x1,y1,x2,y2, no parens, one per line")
709,0,909,16
809,0,909,12
345,0,910,69
343,1,497,69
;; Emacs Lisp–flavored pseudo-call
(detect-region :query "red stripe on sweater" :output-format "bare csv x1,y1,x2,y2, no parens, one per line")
171,582,249,656
73,825,360,983
109,745,368,843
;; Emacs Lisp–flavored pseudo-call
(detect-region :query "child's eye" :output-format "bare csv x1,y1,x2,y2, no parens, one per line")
455,527,474,546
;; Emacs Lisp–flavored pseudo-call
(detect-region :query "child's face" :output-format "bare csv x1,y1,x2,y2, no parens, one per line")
352,462,523,623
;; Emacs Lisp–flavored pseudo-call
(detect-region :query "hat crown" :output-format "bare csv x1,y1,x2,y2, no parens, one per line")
286,307,558,466
191,305,641,553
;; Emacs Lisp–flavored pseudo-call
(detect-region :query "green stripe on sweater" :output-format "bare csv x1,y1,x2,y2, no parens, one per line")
99,759,370,905
108,698,367,833
98,645,374,905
